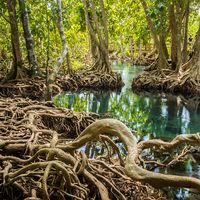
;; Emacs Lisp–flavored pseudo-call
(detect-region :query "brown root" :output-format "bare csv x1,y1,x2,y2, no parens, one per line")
0,98,167,200
133,49,158,66
3,98,200,199
71,69,124,90
132,64,200,97
0,70,123,100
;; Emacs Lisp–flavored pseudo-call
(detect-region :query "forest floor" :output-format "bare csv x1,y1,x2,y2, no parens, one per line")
0,98,167,200
132,68,200,97
0,65,200,199
0,70,123,100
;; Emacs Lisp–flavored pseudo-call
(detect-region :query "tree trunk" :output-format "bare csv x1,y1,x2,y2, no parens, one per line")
190,25,200,68
175,1,183,70
182,0,189,64
129,37,134,61
140,0,169,70
18,0,38,77
169,3,178,70
82,0,111,73
49,0,70,83
180,24,200,84
159,31,168,59
5,0,23,81
168,1,183,71
139,0,159,52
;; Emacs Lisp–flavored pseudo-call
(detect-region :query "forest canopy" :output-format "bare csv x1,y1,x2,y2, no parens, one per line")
0,0,199,71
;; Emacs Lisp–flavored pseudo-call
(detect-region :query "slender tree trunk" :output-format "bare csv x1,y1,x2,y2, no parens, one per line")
182,0,189,64
175,1,183,70
169,3,178,70
180,24,200,82
159,12,169,60
82,0,111,73
18,0,38,77
49,0,70,83
190,25,200,67
140,0,168,70
129,37,134,61
168,1,183,71
159,31,169,59
139,0,159,51
99,0,108,50
5,0,23,80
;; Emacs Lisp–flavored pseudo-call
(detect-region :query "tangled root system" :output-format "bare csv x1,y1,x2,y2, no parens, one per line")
0,70,123,100
132,64,200,96
0,98,168,200
74,70,124,90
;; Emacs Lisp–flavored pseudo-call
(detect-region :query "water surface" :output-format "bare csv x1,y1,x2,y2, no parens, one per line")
53,62,200,199
54,62,200,141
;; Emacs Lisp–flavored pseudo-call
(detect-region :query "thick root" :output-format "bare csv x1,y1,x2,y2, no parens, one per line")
0,98,166,200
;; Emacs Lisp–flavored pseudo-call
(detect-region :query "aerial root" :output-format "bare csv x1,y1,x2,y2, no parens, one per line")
2,99,200,199
132,64,200,96
0,70,123,100
70,69,124,90
0,98,167,200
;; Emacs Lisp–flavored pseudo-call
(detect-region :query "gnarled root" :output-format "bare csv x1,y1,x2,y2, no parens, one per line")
132,63,200,96
2,99,200,199
0,70,124,100
0,99,167,200
71,69,124,90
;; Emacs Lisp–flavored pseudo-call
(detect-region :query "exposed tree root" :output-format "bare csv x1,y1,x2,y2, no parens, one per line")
133,26,200,96
133,49,158,66
0,70,123,99
0,98,167,200
132,67,200,97
72,69,124,90
1,98,200,199
0,98,96,140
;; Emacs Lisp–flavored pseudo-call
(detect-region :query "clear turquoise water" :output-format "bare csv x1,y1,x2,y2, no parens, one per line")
53,62,200,199
54,62,200,141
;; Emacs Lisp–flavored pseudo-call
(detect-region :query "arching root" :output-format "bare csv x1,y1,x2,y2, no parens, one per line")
0,98,167,200
2,99,200,199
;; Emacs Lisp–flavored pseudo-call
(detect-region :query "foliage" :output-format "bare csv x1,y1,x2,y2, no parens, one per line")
0,0,199,72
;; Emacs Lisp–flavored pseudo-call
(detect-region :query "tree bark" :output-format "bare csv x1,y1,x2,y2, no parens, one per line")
18,0,38,77
175,1,183,70
159,31,168,59
82,0,111,73
179,23,200,84
169,2,179,70
49,0,70,83
182,0,189,64
5,0,23,80
169,0,182,71
191,24,200,67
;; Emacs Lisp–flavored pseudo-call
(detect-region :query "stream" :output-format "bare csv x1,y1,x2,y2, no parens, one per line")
54,61,200,199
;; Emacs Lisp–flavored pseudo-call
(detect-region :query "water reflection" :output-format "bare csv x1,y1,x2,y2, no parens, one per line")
53,62,200,199
54,62,200,141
